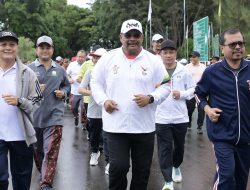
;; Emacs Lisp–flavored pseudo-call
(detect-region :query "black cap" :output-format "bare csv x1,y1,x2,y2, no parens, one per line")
160,39,176,50
0,31,19,44
92,44,102,52
212,55,220,60
191,51,200,57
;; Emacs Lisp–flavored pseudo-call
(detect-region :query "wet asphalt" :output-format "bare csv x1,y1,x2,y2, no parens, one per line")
9,108,250,190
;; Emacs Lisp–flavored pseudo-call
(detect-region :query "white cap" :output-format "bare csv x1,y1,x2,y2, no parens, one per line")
120,19,143,34
56,56,63,61
152,34,164,41
179,58,188,64
36,35,53,47
89,48,107,57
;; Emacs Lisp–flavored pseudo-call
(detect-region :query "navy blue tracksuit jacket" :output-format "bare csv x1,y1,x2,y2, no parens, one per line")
195,58,250,190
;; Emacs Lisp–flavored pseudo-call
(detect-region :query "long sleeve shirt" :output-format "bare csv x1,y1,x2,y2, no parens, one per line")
90,47,171,133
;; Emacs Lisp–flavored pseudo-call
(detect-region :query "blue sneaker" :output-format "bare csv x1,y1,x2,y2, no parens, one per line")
162,181,174,190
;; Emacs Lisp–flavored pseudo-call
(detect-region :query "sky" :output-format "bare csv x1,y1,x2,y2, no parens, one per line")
67,0,93,8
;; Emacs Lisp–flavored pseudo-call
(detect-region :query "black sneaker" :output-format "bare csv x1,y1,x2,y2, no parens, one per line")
197,127,203,134
74,117,79,126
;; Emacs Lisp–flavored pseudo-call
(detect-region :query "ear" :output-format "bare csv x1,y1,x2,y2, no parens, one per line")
220,45,224,55
119,34,123,42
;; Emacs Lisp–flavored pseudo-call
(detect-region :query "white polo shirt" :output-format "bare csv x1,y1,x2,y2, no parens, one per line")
0,63,24,141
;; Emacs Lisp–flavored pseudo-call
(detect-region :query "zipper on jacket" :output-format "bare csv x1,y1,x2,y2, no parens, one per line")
224,64,247,145
234,73,240,145
20,69,25,97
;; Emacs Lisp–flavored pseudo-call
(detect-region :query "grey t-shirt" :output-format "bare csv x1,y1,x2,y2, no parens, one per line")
166,66,176,78
80,69,102,119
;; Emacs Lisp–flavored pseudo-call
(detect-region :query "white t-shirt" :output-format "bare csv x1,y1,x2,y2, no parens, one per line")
0,63,24,141
66,61,82,95
185,62,206,84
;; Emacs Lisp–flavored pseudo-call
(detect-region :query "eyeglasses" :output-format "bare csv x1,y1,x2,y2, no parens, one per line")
224,41,245,49
124,32,141,39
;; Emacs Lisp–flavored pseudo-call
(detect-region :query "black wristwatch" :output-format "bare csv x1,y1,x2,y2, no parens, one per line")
147,95,154,104
17,98,23,107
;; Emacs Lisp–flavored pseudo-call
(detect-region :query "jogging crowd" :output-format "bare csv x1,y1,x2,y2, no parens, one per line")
0,18,250,190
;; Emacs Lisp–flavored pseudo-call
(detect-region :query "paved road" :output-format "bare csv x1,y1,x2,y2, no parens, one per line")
9,108,249,190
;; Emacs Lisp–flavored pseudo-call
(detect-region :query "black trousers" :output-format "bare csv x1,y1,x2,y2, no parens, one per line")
106,132,155,190
102,131,109,163
88,118,103,153
186,97,205,128
156,123,188,182
0,140,33,190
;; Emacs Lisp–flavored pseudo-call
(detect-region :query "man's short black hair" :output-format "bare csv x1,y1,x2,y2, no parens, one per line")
219,28,243,45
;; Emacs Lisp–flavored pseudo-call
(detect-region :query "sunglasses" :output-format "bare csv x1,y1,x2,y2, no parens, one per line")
124,32,141,39
224,41,245,49
154,39,164,43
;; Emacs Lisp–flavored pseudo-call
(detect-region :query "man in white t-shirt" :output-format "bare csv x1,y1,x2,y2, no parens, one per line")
185,51,206,134
67,50,86,126
90,19,171,190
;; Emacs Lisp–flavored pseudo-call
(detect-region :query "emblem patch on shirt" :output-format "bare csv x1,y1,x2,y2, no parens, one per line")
52,71,57,76
113,65,119,74
141,66,148,75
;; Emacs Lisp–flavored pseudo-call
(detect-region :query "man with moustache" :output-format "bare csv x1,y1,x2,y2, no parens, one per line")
90,19,171,190
0,31,42,190
195,28,250,190
29,35,71,190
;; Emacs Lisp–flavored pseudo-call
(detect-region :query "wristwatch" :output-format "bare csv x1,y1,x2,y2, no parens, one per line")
17,98,23,107
147,95,154,104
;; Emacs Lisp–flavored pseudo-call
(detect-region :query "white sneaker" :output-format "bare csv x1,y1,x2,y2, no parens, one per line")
89,151,100,166
162,181,174,190
105,163,110,175
172,167,182,183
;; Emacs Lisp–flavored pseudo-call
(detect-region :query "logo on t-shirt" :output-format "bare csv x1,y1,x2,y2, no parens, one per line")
113,65,119,74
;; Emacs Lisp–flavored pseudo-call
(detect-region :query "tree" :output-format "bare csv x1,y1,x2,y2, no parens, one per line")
213,0,250,51
18,37,36,63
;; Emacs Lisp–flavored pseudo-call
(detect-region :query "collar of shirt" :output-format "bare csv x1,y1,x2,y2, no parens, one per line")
34,59,57,68
0,62,17,75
